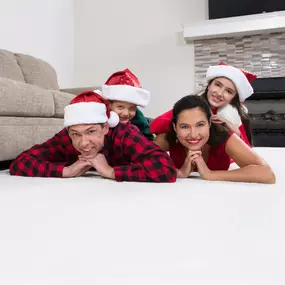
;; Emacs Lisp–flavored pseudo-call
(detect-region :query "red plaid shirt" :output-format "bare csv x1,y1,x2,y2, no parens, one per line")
9,123,176,182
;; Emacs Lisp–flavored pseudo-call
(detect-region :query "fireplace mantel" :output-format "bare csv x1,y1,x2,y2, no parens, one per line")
183,11,285,42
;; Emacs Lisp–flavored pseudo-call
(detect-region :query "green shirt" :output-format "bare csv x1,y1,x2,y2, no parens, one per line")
130,108,154,140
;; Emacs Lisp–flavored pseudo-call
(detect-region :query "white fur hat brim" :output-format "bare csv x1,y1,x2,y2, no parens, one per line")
206,65,253,102
64,102,119,128
101,84,150,107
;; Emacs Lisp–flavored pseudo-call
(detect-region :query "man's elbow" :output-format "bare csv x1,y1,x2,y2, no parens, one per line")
155,166,177,183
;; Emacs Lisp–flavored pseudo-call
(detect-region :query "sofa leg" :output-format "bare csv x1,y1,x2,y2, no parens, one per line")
0,160,12,170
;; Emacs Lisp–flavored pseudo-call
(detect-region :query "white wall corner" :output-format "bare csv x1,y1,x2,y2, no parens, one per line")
183,11,285,42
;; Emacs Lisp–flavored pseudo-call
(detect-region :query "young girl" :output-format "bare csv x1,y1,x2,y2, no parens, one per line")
150,62,256,146
202,62,256,146
151,95,275,184
96,68,154,140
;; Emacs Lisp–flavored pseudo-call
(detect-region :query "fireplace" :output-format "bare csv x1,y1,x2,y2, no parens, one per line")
246,77,285,147
182,10,285,147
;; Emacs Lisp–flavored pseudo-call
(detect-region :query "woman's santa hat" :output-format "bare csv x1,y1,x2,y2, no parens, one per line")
206,62,257,102
64,90,119,128
96,68,150,107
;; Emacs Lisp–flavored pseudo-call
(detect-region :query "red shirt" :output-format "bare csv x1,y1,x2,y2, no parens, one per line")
169,134,232,171
9,123,176,183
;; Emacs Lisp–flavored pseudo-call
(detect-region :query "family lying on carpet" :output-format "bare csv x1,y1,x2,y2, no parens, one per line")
9,64,276,184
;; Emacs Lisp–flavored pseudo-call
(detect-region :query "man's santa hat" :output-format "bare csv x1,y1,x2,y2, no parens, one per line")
64,90,119,128
206,62,257,102
206,62,256,127
96,68,150,107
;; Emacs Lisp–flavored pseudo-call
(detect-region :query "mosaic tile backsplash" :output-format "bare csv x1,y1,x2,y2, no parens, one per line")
194,32,285,92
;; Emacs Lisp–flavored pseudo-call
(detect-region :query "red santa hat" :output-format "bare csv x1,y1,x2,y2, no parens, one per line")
206,62,257,102
64,90,119,128
97,68,150,107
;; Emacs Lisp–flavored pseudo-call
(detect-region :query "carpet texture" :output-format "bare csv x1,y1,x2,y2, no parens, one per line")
0,147,283,285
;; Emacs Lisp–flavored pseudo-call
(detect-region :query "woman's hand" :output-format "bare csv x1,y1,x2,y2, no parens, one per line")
177,150,201,178
192,154,213,180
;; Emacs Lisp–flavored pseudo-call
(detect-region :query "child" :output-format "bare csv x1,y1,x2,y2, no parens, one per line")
97,68,154,140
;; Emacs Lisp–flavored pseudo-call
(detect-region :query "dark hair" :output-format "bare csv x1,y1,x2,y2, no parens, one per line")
166,95,229,146
201,80,252,144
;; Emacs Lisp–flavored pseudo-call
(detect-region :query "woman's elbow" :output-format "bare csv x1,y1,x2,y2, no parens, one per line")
266,168,276,184
261,164,276,184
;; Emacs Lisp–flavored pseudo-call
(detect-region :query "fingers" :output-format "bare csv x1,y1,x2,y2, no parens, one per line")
187,150,201,159
211,115,224,124
189,153,200,162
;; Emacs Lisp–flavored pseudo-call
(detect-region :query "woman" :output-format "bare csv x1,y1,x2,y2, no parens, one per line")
151,62,256,146
152,95,275,184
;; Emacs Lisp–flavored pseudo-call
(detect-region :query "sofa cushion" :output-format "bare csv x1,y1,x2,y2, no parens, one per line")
0,117,64,161
15,53,59,90
0,77,55,117
0,49,25,82
52,90,75,118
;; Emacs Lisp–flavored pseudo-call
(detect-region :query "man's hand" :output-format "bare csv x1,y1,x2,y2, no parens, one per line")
62,160,92,178
177,150,201,178
79,153,115,179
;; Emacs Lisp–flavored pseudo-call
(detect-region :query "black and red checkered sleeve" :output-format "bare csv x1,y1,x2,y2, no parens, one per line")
113,126,176,182
9,129,77,177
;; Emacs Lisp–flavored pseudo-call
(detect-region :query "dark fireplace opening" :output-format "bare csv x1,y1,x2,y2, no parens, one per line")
245,77,285,147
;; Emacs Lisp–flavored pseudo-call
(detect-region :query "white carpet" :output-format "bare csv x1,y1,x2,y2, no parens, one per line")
0,147,284,285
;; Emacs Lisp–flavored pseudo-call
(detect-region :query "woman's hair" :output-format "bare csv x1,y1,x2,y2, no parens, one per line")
201,80,252,143
166,95,229,146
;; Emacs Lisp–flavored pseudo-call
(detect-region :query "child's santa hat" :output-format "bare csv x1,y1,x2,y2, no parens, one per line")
64,90,119,128
206,62,257,102
96,68,150,107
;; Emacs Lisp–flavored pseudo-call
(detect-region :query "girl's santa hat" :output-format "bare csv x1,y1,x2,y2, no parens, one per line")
96,68,150,107
64,90,119,128
206,62,257,102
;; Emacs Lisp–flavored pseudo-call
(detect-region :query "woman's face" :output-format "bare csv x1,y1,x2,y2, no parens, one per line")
173,107,210,151
207,77,237,109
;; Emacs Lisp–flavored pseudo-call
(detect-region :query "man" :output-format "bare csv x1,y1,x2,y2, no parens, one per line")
9,91,176,182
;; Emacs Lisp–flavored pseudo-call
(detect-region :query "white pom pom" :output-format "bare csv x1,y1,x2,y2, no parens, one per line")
108,111,119,128
217,104,242,127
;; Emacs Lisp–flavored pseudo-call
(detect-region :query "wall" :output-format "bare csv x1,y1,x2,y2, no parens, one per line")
194,32,285,92
74,0,208,116
0,0,74,88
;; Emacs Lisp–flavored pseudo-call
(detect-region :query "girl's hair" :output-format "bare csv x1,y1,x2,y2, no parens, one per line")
166,95,229,146
201,80,252,144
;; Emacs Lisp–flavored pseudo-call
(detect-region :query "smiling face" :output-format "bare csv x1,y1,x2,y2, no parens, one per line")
207,77,237,109
68,123,109,156
110,100,137,123
173,107,210,151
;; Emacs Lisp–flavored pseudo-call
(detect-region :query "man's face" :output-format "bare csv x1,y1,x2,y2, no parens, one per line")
68,123,109,157
110,100,137,123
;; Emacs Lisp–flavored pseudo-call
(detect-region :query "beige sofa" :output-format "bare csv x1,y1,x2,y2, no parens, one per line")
0,49,97,162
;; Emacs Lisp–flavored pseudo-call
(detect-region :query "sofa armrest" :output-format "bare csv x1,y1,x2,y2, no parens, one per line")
60,86,101,95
